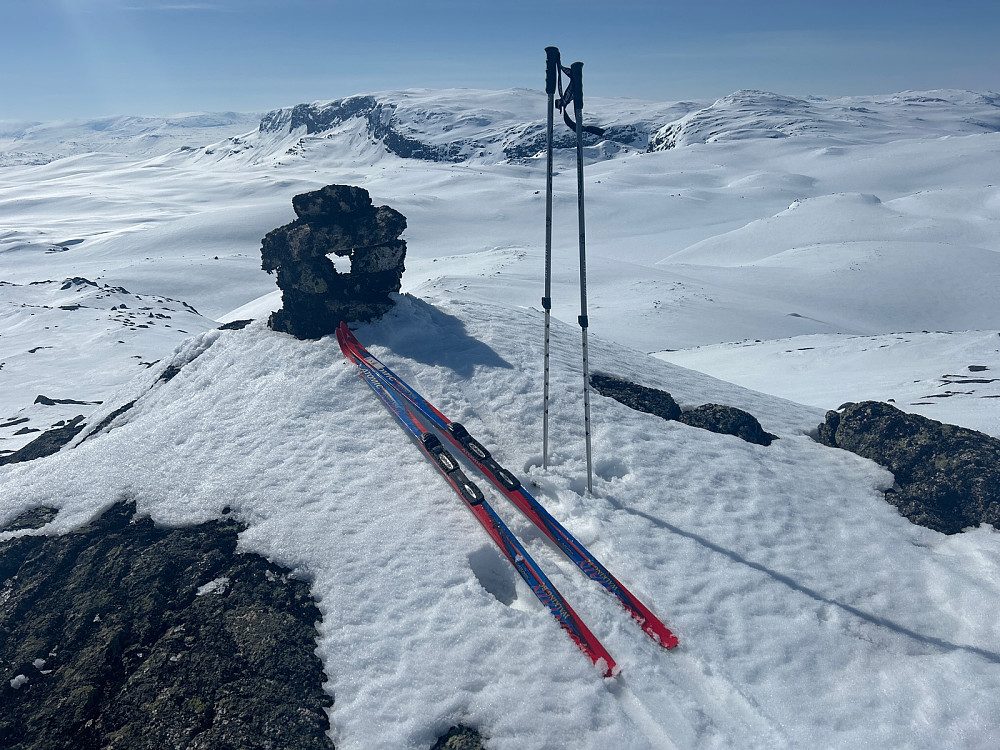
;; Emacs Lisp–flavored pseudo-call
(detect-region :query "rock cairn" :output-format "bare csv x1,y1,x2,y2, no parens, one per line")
261,184,407,339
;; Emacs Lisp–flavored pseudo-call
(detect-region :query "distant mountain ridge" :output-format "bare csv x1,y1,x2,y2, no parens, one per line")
0,112,260,164
245,88,695,165
648,89,1000,150
3,88,999,168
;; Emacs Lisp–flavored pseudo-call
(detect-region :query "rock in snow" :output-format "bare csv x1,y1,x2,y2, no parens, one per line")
817,401,1000,534
590,372,776,445
0,500,333,749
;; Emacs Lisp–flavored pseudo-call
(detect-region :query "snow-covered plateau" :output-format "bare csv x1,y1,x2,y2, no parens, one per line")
1,87,999,748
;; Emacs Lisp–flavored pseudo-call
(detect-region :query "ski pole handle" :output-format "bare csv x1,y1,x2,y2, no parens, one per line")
545,47,560,96
570,61,584,111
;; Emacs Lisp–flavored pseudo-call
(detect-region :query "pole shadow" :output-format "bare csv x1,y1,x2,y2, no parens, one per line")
612,500,1000,665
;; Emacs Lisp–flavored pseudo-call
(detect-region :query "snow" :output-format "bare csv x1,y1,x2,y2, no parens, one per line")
196,577,231,596
656,331,1000,438
2,87,1000,747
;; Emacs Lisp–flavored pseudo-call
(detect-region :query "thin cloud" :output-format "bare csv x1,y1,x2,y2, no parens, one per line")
119,3,234,11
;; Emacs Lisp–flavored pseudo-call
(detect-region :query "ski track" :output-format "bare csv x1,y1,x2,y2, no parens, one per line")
608,675,686,750
665,653,791,749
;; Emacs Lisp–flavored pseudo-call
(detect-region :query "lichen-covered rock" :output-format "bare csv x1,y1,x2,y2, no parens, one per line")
291,183,373,218
816,400,1000,534
678,403,776,446
590,373,775,445
262,184,407,339
1,506,58,532
591,373,681,421
0,500,333,750
430,725,486,750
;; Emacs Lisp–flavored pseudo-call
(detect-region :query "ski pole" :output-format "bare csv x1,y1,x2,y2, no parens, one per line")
542,46,559,471
570,60,594,494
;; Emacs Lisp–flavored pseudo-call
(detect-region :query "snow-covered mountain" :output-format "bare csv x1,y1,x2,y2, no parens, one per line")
2,86,1000,748
649,89,1000,150
0,112,260,166
181,87,1000,167
6,87,998,169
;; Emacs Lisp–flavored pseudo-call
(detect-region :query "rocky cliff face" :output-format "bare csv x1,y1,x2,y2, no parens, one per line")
255,91,664,164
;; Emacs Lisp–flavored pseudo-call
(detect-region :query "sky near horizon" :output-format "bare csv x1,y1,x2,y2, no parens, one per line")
2,0,998,121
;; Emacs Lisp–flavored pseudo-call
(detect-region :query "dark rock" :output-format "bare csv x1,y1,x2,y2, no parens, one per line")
591,373,681,421
590,373,776,445
0,500,334,750
59,277,98,291
261,207,406,268
158,364,183,382
816,401,1000,534
260,95,378,136
291,184,372,219
1,506,58,533
262,184,407,339
816,408,841,447
0,415,86,466
678,404,777,446
218,319,253,331
33,395,98,406
80,401,137,442
430,725,486,750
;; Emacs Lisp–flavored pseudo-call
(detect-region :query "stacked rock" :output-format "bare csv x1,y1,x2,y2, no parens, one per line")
261,184,407,339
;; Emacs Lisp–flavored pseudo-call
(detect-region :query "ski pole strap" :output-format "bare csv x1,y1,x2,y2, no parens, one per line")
542,296,552,310
578,315,589,328
555,60,605,137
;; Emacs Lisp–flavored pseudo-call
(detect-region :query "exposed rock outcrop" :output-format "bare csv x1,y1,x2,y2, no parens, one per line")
817,401,1000,534
262,185,407,339
0,501,334,750
591,374,681,421
0,416,85,466
590,373,776,446
429,725,486,750
677,403,777,446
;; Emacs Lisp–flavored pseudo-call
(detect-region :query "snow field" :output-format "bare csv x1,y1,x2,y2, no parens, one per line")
2,297,1000,747
2,87,1000,747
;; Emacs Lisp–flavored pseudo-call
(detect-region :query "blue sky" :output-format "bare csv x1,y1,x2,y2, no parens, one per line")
3,0,998,121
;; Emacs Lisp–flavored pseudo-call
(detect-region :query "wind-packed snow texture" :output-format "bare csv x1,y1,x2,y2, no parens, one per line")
2,87,999,748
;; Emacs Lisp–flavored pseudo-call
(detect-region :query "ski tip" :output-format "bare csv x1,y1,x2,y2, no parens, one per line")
595,657,620,679
648,626,680,650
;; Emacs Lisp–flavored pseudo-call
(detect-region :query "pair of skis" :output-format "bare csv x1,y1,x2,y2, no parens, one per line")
336,322,677,677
